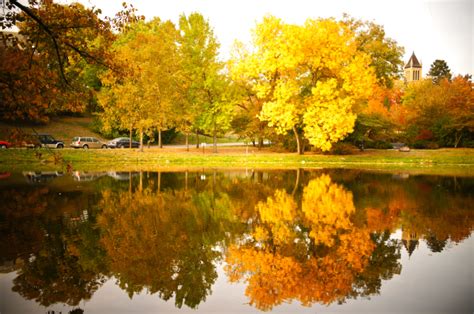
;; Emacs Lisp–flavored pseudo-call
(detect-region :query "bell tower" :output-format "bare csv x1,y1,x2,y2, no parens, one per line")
404,52,422,82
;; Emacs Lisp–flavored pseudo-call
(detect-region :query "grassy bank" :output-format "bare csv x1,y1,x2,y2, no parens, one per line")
0,116,242,145
0,147,473,176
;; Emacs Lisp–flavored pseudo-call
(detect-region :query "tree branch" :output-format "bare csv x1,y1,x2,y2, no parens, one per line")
10,0,69,84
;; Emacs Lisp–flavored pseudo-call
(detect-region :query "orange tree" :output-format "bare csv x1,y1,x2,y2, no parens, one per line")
225,175,375,310
0,1,117,123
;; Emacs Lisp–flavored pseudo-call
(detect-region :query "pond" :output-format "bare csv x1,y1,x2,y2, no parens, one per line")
0,169,473,313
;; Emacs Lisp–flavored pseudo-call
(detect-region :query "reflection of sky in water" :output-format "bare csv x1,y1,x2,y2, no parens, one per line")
1,234,472,313
0,170,473,313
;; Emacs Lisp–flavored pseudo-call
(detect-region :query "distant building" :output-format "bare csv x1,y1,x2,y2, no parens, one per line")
404,52,422,82
402,227,419,257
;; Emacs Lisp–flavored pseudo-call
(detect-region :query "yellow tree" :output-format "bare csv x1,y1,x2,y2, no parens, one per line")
228,42,271,148
232,16,376,153
99,18,181,149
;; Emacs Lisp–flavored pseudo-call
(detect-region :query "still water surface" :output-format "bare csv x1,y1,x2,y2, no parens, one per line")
0,169,473,313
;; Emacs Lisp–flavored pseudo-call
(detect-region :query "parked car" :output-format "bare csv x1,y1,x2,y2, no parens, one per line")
107,171,138,180
23,134,64,149
39,134,64,148
72,171,106,181
106,137,140,149
22,171,64,183
0,140,11,149
71,137,108,149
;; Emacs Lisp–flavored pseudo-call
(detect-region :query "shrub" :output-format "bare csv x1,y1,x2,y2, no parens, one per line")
413,140,439,149
363,140,392,149
461,139,474,148
374,141,393,149
328,143,358,155
416,129,434,141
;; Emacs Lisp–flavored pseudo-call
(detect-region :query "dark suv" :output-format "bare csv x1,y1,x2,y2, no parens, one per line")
106,137,140,148
24,134,64,148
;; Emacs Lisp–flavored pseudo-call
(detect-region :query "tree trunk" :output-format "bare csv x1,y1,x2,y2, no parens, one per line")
157,172,161,193
185,132,189,151
139,129,143,152
196,130,200,148
158,129,162,148
292,168,301,196
258,137,264,150
213,125,217,153
185,171,188,191
454,131,462,148
129,127,133,149
139,171,143,192
293,126,303,155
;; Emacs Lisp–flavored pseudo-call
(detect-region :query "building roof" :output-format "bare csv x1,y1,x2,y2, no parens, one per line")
405,52,422,69
402,239,419,257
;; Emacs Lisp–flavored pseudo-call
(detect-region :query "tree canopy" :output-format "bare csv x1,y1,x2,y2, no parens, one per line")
1,1,472,150
1,1,114,122
98,18,181,148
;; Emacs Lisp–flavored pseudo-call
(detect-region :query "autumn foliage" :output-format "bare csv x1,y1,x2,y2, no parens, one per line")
225,175,375,310
1,170,473,309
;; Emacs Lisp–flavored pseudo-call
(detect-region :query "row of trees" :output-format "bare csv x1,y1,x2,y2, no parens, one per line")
350,72,473,149
98,13,232,151
1,1,472,152
97,13,408,153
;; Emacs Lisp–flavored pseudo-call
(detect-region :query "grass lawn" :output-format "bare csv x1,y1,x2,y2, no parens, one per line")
0,146,473,176
0,116,103,142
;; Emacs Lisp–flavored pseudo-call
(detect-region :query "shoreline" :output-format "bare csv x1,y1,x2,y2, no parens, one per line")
0,147,473,176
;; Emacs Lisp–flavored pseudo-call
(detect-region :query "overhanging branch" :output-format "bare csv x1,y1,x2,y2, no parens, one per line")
10,0,69,84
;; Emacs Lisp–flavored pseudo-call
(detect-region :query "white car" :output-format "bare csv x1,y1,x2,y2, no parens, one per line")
71,137,108,149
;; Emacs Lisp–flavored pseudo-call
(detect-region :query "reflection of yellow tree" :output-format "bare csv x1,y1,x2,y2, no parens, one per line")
256,189,297,245
98,186,234,308
225,175,374,311
302,175,355,247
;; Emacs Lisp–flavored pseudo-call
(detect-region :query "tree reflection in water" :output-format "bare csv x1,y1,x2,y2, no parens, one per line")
225,175,377,310
97,174,237,309
1,186,106,307
0,170,472,311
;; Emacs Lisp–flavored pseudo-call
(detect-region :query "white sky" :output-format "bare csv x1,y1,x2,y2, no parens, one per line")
71,0,473,76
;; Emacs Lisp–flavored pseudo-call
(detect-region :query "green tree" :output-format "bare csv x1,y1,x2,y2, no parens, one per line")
343,14,405,88
428,59,452,84
178,13,233,152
